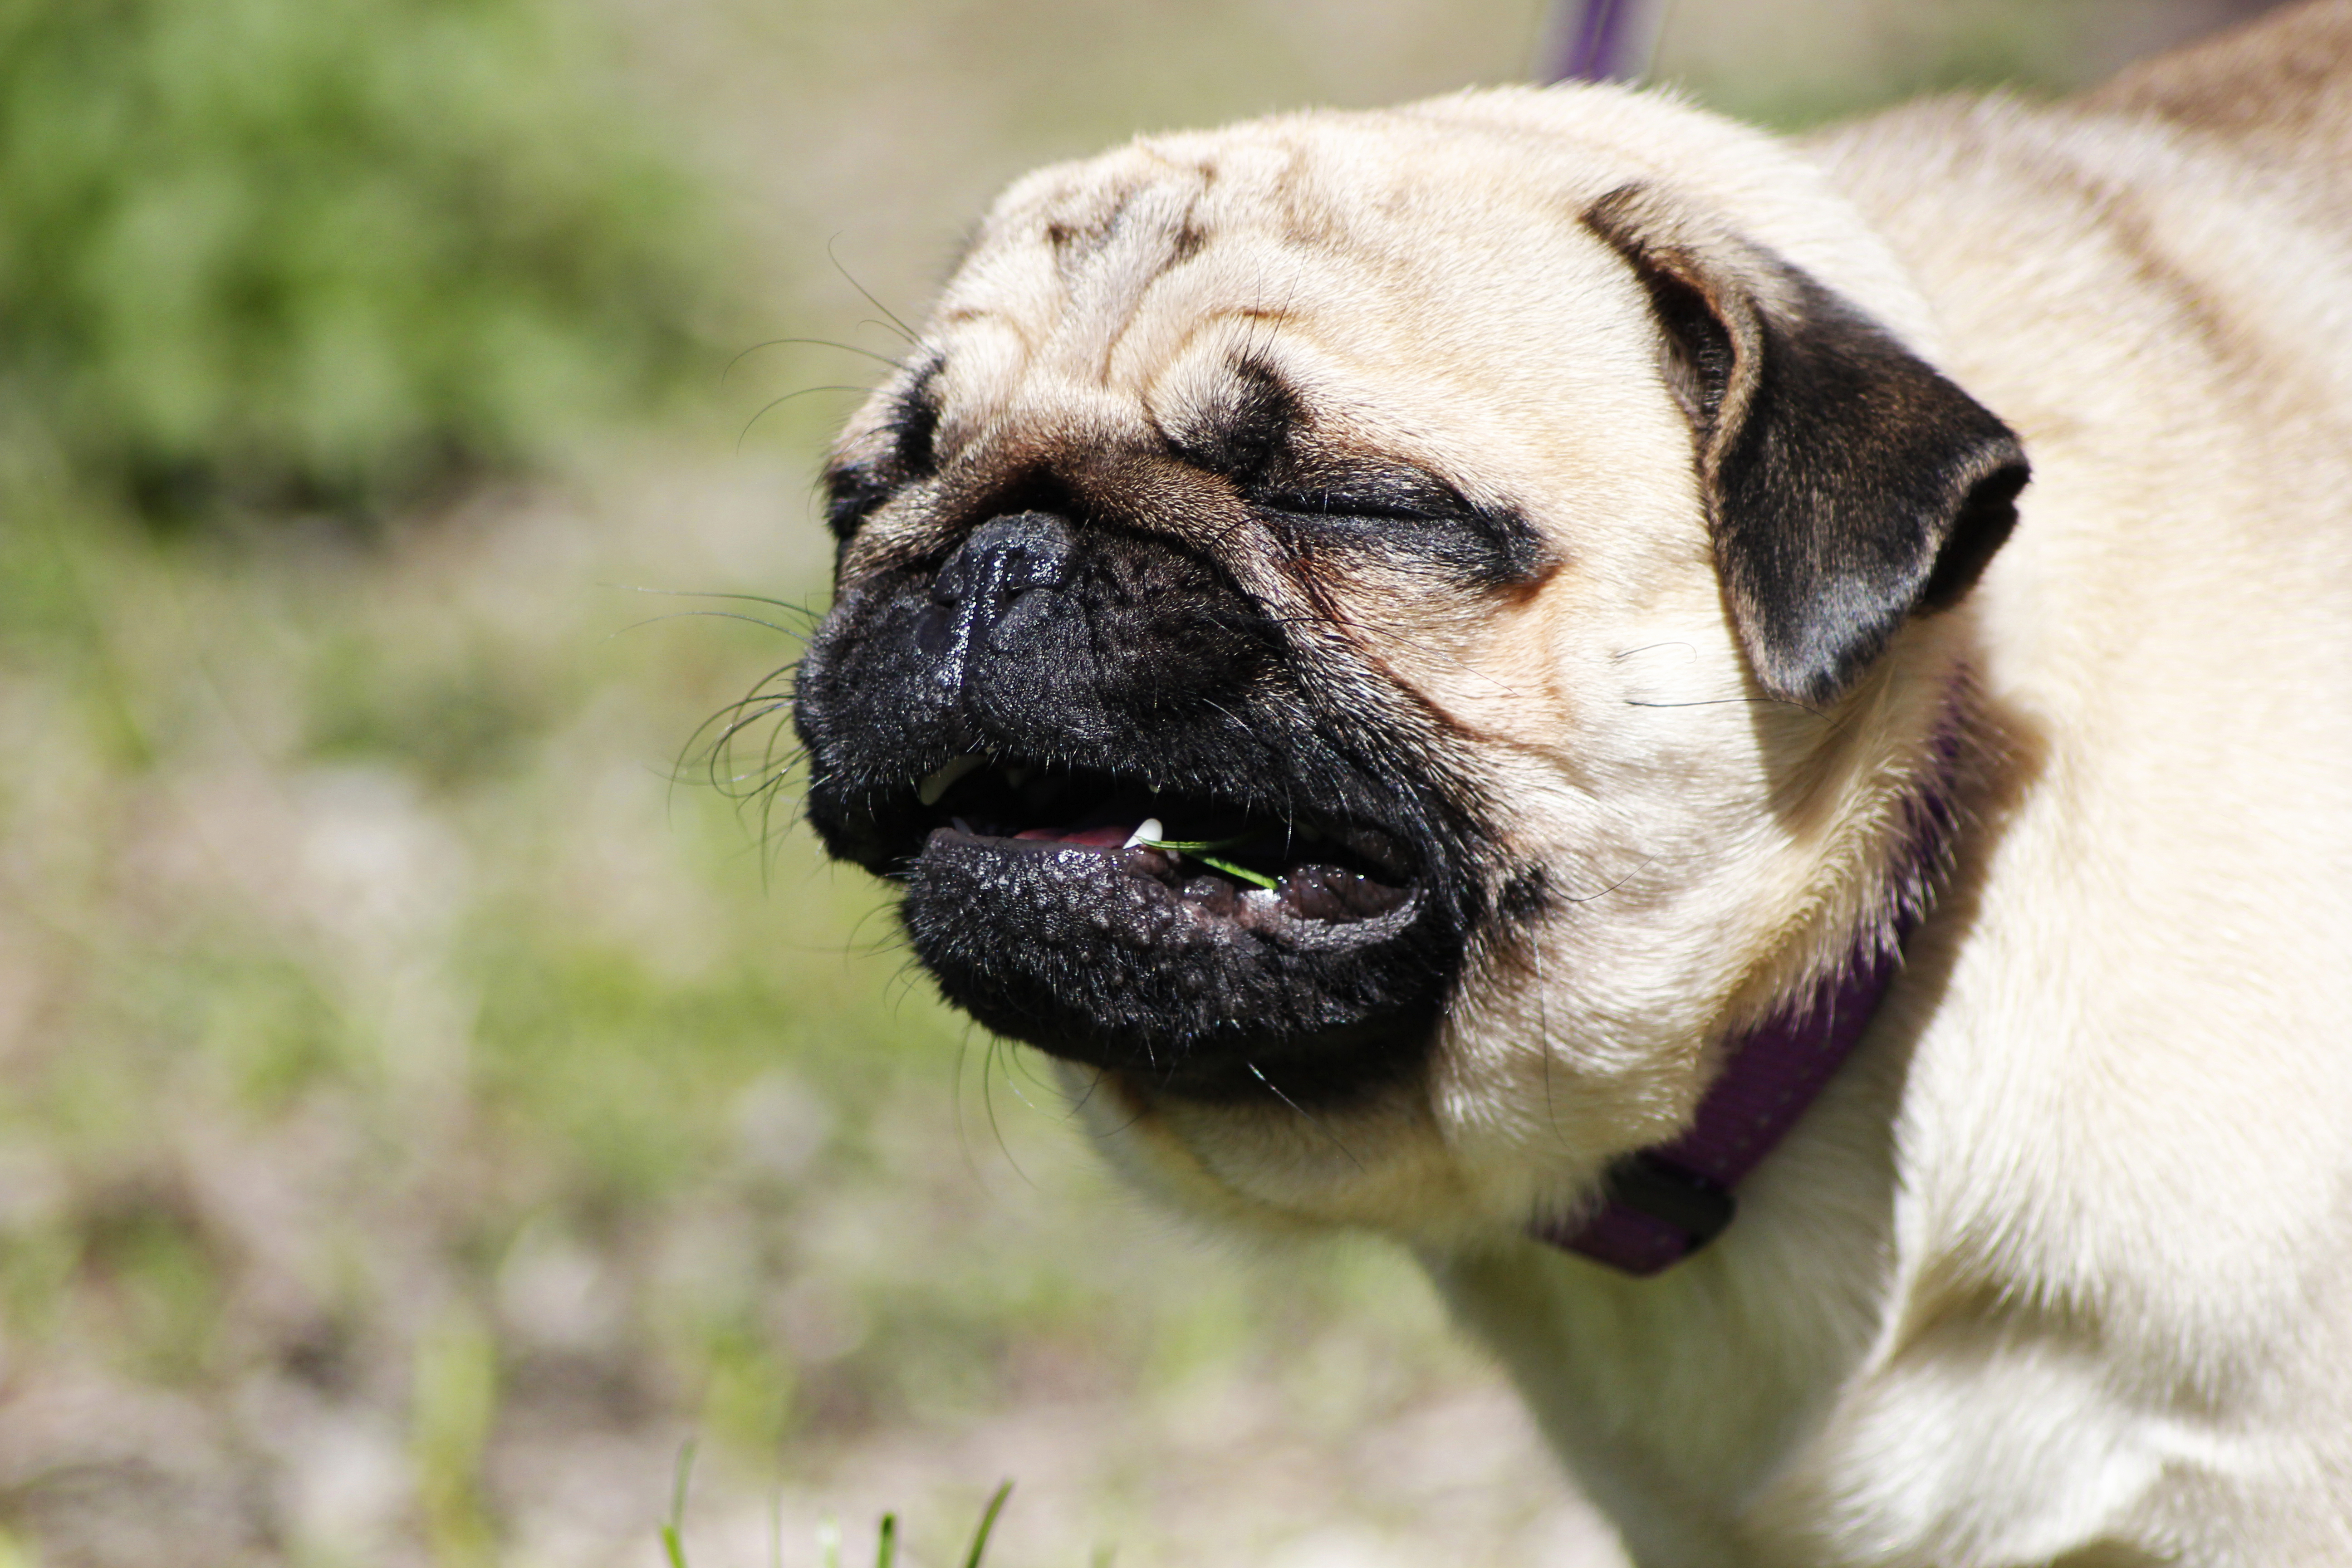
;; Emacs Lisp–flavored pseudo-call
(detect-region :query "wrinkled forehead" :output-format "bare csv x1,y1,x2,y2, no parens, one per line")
886,118,1646,455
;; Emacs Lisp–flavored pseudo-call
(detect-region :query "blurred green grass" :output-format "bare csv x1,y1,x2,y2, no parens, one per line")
0,0,726,523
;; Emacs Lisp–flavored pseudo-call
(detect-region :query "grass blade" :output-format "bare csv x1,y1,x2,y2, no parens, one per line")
1196,854,1279,889
662,1438,698,1568
875,1513,897,1568
960,1481,1014,1568
1132,831,1282,890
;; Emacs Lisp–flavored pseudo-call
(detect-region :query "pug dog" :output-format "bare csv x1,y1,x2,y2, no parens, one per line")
789,2,2352,1561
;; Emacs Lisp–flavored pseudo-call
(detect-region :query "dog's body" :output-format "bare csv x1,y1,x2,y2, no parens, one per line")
791,5,2352,1562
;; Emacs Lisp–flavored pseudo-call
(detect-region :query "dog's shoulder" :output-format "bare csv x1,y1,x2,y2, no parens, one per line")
1804,0,2352,309
2079,0,2352,204
1798,17,2352,493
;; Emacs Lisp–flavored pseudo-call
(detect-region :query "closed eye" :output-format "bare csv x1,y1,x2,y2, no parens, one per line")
1248,466,1549,587
1254,472,1471,523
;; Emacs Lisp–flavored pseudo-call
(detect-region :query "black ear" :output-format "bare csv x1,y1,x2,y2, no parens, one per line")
1584,186,2029,707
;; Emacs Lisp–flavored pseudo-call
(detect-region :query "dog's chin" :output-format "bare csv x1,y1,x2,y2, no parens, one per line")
903,826,1435,1102
824,752,1466,1106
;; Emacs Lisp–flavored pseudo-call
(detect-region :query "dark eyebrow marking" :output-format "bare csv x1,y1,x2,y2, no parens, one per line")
821,458,895,541
887,355,945,477
823,355,944,541
1167,358,1304,482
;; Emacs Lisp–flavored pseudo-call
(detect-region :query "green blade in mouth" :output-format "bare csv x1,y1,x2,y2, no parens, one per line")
1127,823,1281,890
1185,853,1278,890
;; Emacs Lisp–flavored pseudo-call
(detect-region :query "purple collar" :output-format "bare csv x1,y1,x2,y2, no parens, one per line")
1530,783,1956,1276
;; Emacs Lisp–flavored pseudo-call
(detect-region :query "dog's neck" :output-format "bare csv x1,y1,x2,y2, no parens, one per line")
1530,733,1961,1276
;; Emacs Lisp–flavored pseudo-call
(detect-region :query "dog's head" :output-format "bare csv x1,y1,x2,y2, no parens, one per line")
791,86,2024,1245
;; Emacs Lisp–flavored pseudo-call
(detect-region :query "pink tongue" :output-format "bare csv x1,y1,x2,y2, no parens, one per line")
1014,823,1135,848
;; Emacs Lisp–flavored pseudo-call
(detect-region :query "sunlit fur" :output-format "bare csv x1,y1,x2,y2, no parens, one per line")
823,8,2352,1562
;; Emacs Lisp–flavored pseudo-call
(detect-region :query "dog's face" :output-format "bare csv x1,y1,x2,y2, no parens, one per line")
793,87,2025,1245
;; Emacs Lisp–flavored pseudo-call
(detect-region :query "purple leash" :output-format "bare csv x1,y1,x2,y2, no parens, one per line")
1543,0,1656,84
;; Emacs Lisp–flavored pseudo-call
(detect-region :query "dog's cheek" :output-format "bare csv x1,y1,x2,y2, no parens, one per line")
1389,642,1840,1230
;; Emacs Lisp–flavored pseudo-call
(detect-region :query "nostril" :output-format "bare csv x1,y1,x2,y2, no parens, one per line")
932,510,1076,608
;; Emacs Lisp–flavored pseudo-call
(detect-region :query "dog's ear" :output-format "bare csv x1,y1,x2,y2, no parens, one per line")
1584,185,2029,707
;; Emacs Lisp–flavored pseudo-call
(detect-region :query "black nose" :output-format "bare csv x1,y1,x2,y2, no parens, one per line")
920,511,1075,685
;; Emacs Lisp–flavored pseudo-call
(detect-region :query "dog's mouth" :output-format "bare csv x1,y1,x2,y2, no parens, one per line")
907,753,1416,934
834,746,1450,1103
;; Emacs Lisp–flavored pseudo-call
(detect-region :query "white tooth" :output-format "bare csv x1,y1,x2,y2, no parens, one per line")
1123,817,1164,850
917,754,985,807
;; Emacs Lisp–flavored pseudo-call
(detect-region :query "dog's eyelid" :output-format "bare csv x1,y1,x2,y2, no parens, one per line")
1253,461,1472,520
1255,487,1458,522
